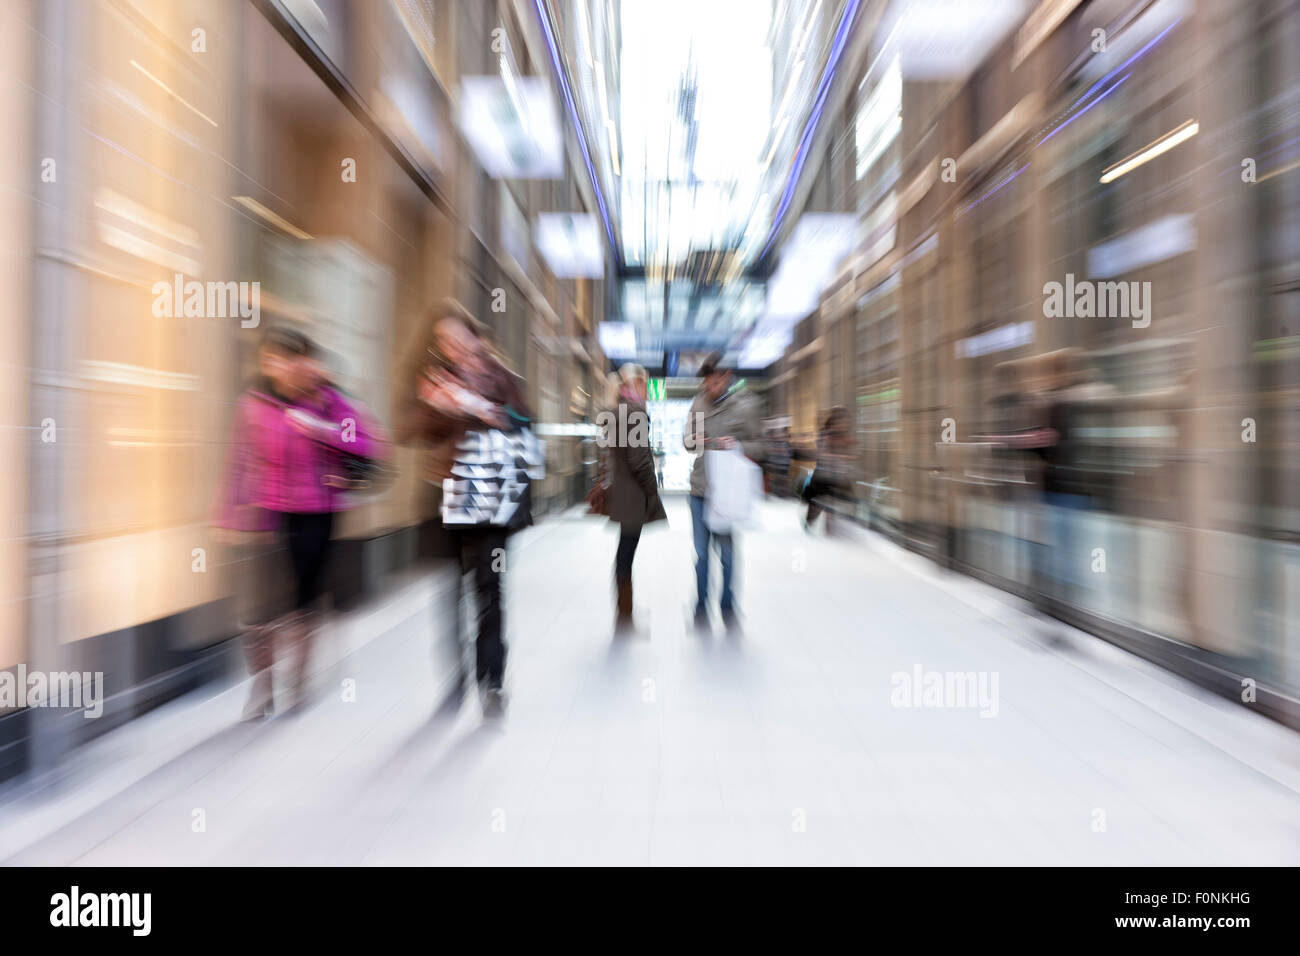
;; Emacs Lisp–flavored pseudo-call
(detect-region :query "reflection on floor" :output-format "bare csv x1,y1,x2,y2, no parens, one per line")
3,498,1298,865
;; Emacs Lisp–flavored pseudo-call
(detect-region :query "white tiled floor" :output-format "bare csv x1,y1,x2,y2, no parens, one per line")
4,497,1299,865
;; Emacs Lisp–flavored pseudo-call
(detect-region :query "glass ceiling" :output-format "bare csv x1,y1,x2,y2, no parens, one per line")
562,0,843,274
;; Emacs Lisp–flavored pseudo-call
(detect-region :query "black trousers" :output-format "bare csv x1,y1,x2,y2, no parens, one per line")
281,511,335,610
615,525,641,583
803,475,848,526
453,526,509,687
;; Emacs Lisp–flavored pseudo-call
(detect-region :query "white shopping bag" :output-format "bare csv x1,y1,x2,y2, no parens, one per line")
704,448,762,533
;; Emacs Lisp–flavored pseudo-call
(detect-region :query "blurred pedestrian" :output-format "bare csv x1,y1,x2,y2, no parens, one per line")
1001,350,1112,614
802,406,856,533
215,327,384,719
397,300,533,719
764,425,793,496
790,437,816,499
604,363,667,633
584,371,621,517
683,351,764,630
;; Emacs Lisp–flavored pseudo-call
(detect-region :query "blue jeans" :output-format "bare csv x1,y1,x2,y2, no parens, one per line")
689,495,735,613
1042,492,1091,602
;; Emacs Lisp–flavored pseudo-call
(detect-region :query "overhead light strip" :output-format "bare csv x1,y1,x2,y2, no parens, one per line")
129,59,219,127
232,195,313,240
758,0,863,263
1099,119,1198,183
532,0,620,261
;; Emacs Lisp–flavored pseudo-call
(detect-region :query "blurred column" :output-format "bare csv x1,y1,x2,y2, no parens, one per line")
1183,0,1265,656
26,0,81,772
0,0,35,779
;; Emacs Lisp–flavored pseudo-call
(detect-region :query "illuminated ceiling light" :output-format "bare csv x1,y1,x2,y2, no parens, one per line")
232,196,313,240
860,16,903,90
759,0,863,262
499,51,532,139
536,213,604,277
532,0,618,256
793,0,823,62
771,58,804,133
598,321,637,359
594,60,610,120
616,0,784,270
607,119,621,176
593,60,620,176
1099,119,1198,183
575,0,595,68
762,115,790,168
95,188,199,247
881,0,1025,79
129,59,218,127
768,0,820,132
773,0,789,33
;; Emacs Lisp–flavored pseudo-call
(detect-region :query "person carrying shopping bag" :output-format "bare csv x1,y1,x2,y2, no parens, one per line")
396,300,539,719
683,351,764,631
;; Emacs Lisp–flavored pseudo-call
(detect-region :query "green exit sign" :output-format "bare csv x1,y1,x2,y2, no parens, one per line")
647,378,666,401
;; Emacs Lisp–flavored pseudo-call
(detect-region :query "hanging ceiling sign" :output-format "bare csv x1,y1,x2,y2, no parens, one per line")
536,213,605,278
457,75,564,179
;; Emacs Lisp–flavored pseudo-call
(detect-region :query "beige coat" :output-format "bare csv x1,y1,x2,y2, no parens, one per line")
683,387,764,497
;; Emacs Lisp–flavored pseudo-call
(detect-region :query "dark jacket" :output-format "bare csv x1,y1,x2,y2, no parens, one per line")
814,428,856,492
606,399,667,530
1038,389,1090,497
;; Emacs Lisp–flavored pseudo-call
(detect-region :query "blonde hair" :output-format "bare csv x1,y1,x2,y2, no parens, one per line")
617,363,647,387
611,363,647,405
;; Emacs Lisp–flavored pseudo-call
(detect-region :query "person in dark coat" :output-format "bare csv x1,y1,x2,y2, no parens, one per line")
604,363,667,633
802,406,856,533
395,299,532,719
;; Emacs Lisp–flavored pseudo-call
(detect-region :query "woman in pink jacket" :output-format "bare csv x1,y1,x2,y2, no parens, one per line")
216,327,386,719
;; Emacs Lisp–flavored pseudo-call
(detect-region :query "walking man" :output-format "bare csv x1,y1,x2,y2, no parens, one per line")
683,352,763,630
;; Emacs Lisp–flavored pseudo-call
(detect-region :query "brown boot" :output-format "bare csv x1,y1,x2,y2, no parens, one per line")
286,609,319,711
240,624,275,721
615,579,634,632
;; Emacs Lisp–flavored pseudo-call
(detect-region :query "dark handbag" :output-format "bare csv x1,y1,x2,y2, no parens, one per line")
283,391,393,495
333,451,397,493
342,453,376,483
585,481,608,516
586,444,610,515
